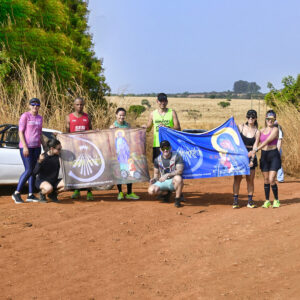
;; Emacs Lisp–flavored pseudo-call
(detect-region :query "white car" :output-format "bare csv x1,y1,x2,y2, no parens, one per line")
0,124,61,185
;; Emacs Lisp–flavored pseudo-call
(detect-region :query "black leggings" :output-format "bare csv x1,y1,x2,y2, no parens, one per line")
117,184,132,194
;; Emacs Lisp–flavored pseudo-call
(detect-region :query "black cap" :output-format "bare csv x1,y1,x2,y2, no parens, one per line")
157,93,168,102
29,98,41,105
246,109,257,118
160,140,171,148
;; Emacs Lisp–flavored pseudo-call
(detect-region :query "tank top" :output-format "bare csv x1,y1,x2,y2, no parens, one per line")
69,113,90,133
259,129,278,146
153,109,174,147
113,120,130,128
240,124,257,148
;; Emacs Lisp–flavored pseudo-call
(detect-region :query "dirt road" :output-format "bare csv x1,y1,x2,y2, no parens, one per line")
1,177,300,299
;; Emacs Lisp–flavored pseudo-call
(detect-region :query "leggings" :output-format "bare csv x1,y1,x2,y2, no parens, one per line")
17,147,41,193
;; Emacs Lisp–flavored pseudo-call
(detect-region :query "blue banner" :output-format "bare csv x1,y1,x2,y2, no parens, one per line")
159,117,250,179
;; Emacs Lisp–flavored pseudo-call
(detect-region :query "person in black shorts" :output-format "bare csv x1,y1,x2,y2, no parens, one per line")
233,110,260,208
250,110,281,208
34,139,64,202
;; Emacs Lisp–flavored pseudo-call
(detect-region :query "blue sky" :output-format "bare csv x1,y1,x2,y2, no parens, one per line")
88,0,300,94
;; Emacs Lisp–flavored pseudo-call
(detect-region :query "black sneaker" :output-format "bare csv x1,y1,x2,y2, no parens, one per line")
12,192,24,204
26,194,40,203
174,197,182,208
48,191,59,203
38,192,47,203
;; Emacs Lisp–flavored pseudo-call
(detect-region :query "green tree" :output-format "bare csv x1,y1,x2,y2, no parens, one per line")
265,75,300,109
233,80,261,93
0,0,109,100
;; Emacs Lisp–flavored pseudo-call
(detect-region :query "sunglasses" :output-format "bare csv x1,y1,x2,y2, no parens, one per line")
161,147,170,151
31,103,40,107
266,118,275,122
247,116,256,119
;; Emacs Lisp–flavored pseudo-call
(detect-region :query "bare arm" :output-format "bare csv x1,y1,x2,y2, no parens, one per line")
159,163,184,182
172,110,181,131
150,167,160,184
142,112,153,132
40,134,46,150
65,115,70,133
168,163,184,178
277,139,282,152
19,130,29,157
88,114,92,130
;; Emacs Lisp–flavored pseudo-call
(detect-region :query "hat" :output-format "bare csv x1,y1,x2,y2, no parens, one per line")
266,111,276,119
246,109,257,118
160,140,171,148
29,98,41,105
157,93,168,102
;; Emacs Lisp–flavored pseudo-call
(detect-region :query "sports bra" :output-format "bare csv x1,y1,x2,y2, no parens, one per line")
259,129,278,146
240,124,257,148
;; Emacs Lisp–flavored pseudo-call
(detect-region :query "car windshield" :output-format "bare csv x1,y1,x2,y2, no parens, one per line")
0,125,57,149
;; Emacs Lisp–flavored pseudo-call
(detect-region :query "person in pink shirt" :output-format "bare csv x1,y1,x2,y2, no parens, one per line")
12,98,45,204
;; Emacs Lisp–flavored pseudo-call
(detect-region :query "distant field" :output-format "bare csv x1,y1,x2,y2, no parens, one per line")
107,96,269,130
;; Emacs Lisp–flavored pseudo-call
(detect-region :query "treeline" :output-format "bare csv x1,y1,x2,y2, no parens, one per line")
114,91,265,99
113,80,265,99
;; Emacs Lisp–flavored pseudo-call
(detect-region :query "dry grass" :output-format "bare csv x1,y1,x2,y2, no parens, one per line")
0,60,116,131
108,96,269,130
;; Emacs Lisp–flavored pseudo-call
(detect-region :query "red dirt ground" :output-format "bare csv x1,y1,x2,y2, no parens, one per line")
1,177,300,300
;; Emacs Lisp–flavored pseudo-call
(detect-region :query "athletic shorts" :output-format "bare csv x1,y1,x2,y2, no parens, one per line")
260,149,281,172
35,178,62,190
154,178,175,191
153,147,161,162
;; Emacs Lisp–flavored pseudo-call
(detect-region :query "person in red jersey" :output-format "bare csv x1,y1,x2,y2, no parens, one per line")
66,97,94,200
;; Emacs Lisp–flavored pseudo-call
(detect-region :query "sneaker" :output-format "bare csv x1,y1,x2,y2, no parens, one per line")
71,190,80,199
12,192,24,204
262,200,271,208
117,192,124,200
273,199,280,208
174,198,182,208
180,194,186,202
38,192,47,203
48,191,59,203
86,191,94,201
125,192,140,200
232,201,239,209
247,202,257,208
26,194,40,203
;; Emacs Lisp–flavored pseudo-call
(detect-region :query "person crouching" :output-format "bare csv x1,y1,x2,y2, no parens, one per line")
148,140,184,208
33,139,64,203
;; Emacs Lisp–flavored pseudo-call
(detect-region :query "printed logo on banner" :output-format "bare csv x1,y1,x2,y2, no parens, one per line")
68,135,105,182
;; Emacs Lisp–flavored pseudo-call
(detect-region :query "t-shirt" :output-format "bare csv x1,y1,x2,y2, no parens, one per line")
278,127,283,139
154,152,184,174
19,112,43,148
69,113,90,132
113,121,130,128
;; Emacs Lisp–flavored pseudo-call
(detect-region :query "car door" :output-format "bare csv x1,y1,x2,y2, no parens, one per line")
0,126,23,184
